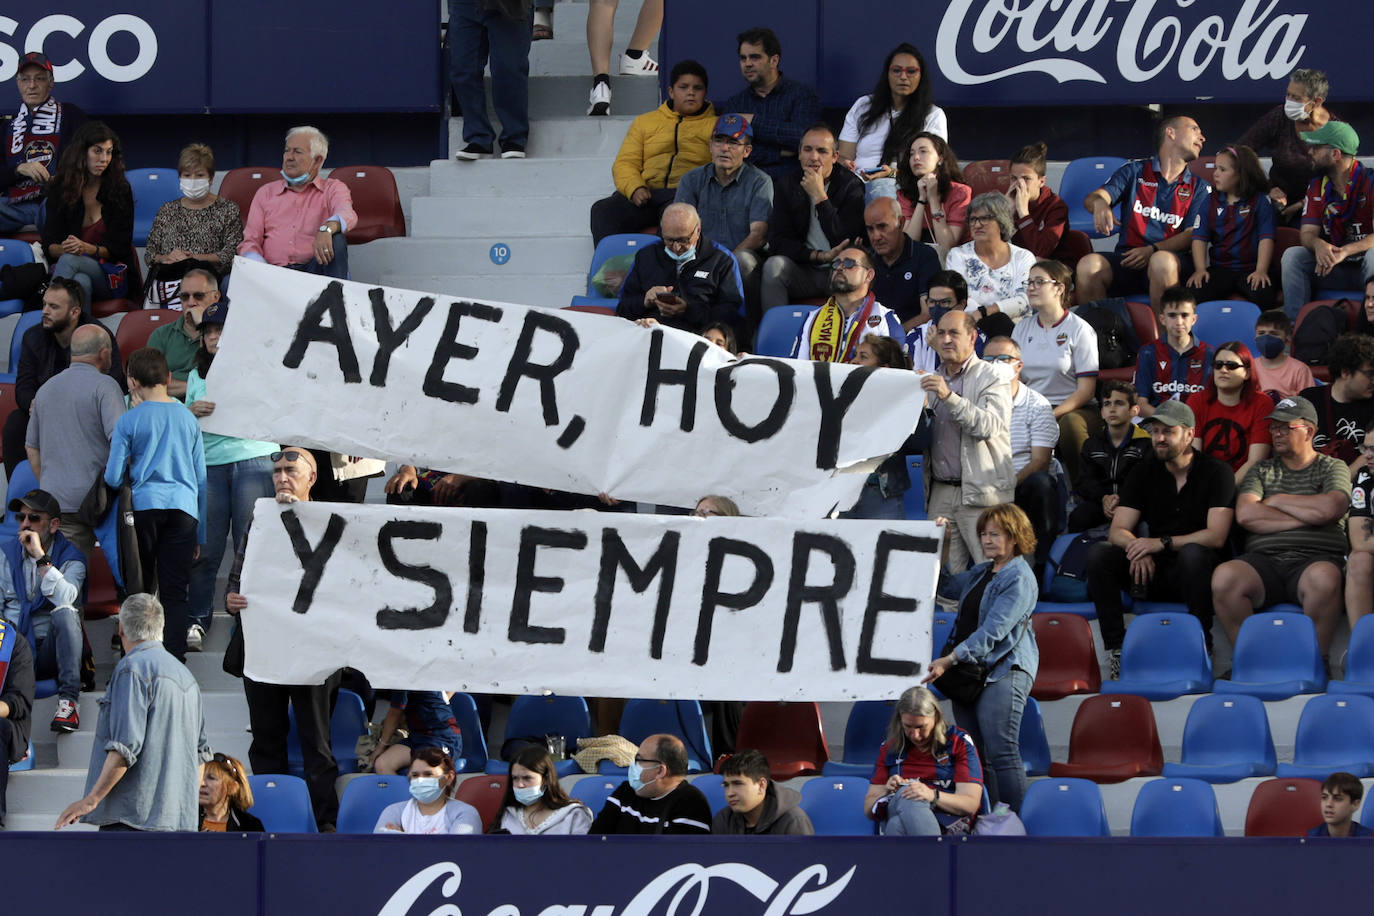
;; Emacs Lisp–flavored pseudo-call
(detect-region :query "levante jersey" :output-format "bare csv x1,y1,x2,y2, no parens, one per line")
1302,160,1374,250
1194,190,1276,272
1134,337,1215,407
1102,156,1210,252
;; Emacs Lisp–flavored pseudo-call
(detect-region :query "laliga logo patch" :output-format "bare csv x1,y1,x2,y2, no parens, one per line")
1177,184,1192,201
867,315,882,327
1190,360,1202,370
1354,487,1367,511
1056,332,1069,346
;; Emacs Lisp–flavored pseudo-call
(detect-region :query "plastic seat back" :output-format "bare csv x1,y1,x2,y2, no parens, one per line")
1163,694,1276,783
1048,694,1163,783
1020,696,1052,776
336,774,411,834
503,694,593,750
735,701,829,779
1244,777,1323,836
822,700,893,776
4,311,43,380
0,460,38,542
565,298,617,315
454,774,508,831
587,233,659,295
1031,613,1102,699
329,165,406,244
1187,156,1217,186
126,168,181,246
116,309,179,358
1277,694,1374,777
690,773,727,815
448,692,489,772
1130,777,1224,837
0,383,16,430
800,776,875,835
83,546,122,619
755,306,817,358
1215,611,1326,699
963,159,1013,197
570,776,620,814
0,239,35,269
1059,156,1128,237
617,699,712,772
1102,612,1213,700
218,167,278,228
1193,300,1260,349
247,774,317,832
1331,614,1374,695
1020,778,1111,836
287,688,367,775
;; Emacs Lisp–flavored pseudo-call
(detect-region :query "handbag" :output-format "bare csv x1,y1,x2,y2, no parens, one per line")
933,616,1029,706
98,259,127,296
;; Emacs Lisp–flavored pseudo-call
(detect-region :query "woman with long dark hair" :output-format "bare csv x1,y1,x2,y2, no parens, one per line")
1186,341,1274,482
41,120,139,307
895,131,969,253
838,43,946,192
496,745,592,834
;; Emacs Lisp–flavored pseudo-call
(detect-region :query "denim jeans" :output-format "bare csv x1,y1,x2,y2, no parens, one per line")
953,667,1033,812
189,455,275,630
1280,245,1374,319
884,793,941,836
288,233,350,281
52,253,119,310
0,197,44,234
134,508,199,661
449,0,531,149
33,605,83,701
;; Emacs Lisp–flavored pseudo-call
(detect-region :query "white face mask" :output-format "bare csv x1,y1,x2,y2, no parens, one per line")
1284,99,1310,122
180,177,211,200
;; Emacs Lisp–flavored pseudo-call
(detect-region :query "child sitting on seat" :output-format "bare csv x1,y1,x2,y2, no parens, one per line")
1308,772,1373,837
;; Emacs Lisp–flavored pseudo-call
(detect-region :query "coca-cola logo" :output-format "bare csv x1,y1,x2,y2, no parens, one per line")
935,0,1308,86
377,861,858,916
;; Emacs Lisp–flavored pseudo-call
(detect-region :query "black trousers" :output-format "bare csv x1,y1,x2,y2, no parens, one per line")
134,508,198,661
244,669,342,829
3,408,27,478
589,188,676,246
1014,471,1058,586
0,717,10,824
1086,540,1221,651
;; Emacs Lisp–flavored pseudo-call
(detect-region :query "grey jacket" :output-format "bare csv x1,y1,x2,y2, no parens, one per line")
925,357,1015,507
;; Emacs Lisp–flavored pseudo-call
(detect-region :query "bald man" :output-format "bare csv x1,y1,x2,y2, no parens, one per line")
615,202,744,333
26,323,127,557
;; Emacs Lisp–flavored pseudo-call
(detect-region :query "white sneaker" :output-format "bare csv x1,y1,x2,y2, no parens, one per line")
588,82,611,116
619,52,659,77
187,624,205,652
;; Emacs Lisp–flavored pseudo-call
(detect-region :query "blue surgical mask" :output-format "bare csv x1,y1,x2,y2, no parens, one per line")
627,761,650,792
281,169,312,188
1255,333,1286,359
514,785,545,806
665,245,696,264
409,776,444,804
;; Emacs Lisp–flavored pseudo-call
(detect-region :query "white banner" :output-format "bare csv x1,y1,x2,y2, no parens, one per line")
238,500,941,700
202,260,926,518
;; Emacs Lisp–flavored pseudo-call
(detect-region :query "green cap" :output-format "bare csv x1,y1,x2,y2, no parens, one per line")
1300,120,1359,156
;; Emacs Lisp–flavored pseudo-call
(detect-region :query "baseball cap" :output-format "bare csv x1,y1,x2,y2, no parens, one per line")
1267,395,1319,425
18,52,53,74
1141,399,1195,428
712,113,753,143
1300,121,1359,156
9,488,61,518
200,298,229,327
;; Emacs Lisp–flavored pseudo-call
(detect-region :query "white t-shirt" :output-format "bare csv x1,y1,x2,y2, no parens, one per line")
945,242,1036,322
1009,382,1060,473
1011,310,1100,406
839,95,948,170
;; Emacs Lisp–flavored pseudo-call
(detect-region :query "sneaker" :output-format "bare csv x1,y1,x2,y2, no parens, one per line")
588,82,611,116
1107,649,1121,681
455,143,492,161
52,698,79,733
618,51,659,77
187,624,205,652
500,143,526,160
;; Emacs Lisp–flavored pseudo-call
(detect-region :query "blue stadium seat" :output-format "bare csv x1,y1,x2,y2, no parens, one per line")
800,776,876,835
1129,777,1225,837
570,776,620,814
0,460,39,542
8,739,34,772
822,700,893,777
33,678,57,699
447,692,488,773
1020,778,1111,836
287,688,367,776
1021,696,1052,777
247,774,317,832
1275,694,1374,778
1059,156,1128,238
335,774,411,834
599,699,711,775
1193,300,1260,349
1101,612,1214,700
903,455,926,520
1327,614,1374,697
1036,533,1101,618
126,168,181,246
587,233,659,295
755,306,817,358
0,310,43,385
1163,694,1277,783
1364,788,1374,828
566,296,618,314
690,773,727,816
1214,611,1327,700
486,695,591,777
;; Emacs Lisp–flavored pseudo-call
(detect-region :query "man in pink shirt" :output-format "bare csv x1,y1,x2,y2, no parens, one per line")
239,126,357,280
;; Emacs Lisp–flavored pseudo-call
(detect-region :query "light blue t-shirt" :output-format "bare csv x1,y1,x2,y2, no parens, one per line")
186,369,279,467
104,400,207,543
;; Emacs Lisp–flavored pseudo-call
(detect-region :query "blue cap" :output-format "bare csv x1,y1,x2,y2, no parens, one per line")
200,298,229,326
713,113,753,142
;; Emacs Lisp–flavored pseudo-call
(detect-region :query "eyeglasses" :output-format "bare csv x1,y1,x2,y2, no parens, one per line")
926,296,955,309
1359,444,1374,455
983,354,1018,363
662,234,695,246
1268,423,1308,435
831,258,863,271
633,757,663,767
15,512,46,523
1212,359,1245,371
183,290,214,301
889,66,920,76
967,215,994,226
1026,278,1060,289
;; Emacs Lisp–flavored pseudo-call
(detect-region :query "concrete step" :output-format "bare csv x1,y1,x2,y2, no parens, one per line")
32,688,250,731
378,273,585,312
429,157,613,197
48,726,253,772
352,237,594,288
411,194,600,238
8,768,92,809
448,116,633,160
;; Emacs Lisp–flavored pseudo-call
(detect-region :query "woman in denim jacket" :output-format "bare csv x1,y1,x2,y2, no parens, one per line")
925,503,1039,812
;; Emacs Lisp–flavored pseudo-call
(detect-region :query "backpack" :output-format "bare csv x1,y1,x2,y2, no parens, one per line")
1293,300,1349,366
1074,298,1140,371
1046,530,1107,602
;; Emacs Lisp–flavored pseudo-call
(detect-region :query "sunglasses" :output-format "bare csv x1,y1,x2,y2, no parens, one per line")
212,752,243,779
15,511,47,523
183,290,215,301
1212,359,1245,371
270,450,315,468
831,258,863,271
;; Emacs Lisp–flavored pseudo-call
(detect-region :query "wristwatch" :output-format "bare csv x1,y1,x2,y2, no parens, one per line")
1160,535,1174,552
318,223,336,234
36,553,52,568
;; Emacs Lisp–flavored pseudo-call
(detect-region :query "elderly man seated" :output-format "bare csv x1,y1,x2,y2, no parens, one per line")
239,126,356,280
615,202,743,333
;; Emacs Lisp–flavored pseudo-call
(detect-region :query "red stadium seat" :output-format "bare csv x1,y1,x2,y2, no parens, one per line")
0,382,15,425
454,774,508,831
219,167,279,228
1048,694,1164,783
1125,298,1160,345
1188,156,1216,184
1054,229,1094,270
1243,777,1323,836
734,701,829,779
1273,226,1302,260
116,308,180,357
84,546,122,619
1031,613,1101,700
963,159,1013,197
330,165,406,244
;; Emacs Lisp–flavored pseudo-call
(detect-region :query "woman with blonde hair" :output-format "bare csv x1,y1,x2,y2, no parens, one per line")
198,752,263,832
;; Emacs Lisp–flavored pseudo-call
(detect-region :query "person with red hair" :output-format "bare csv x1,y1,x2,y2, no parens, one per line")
1185,341,1274,483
